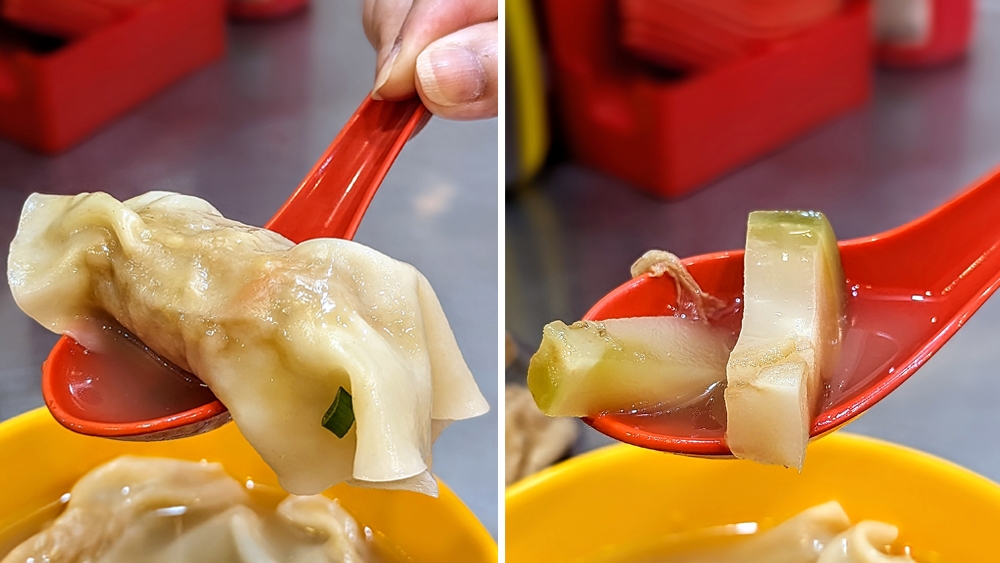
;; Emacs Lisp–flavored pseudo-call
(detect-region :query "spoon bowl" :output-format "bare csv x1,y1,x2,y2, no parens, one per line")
584,165,1000,455
40,97,429,441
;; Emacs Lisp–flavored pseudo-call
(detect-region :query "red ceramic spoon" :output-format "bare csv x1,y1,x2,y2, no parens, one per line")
40,97,429,440
584,166,1000,456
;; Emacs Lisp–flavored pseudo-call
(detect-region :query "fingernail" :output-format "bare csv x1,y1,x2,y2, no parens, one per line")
372,36,402,100
416,45,486,107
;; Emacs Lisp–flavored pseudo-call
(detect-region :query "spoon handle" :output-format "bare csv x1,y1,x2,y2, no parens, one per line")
846,168,1000,293
267,97,429,243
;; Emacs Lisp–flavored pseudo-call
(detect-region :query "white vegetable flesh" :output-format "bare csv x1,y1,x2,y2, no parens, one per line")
724,211,845,468
527,317,734,417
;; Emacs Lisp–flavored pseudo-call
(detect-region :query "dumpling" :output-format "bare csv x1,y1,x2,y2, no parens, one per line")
7,192,489,495
99,501,371,563
817,521,915,563
504,384,578,485
661,501,851,563
2,456,375,563
733,501,853,563
0,456,250,563
277,495,368,562
650,502,914,563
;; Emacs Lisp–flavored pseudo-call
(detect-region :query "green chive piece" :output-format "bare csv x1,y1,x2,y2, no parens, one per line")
321,387,354,438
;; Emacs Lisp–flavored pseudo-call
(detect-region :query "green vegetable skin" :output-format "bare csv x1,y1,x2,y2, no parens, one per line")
527,317,735,417
724,211,845,469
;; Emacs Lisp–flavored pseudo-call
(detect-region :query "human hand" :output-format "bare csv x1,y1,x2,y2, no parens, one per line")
363,0,498,120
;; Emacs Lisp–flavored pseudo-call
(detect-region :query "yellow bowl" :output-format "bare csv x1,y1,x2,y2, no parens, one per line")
506,433,1000,562
0,407,496,562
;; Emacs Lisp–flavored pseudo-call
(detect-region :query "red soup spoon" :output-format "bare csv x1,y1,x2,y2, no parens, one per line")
583,166,1000,456
40,97,429,441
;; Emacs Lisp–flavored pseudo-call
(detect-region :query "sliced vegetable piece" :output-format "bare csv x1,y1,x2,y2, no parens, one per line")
724,210,845,468
321,387,355,438
528,317,735,417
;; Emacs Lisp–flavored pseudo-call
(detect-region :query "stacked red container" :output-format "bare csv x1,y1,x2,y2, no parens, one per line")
876,0,974,68
228,0,309,20
0,0,226,153
541,0,873,198
2,0,151,38
619,0,843,70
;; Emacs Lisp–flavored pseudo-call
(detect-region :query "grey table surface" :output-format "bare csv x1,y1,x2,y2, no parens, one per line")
507,5,1000,483
0,1,498,538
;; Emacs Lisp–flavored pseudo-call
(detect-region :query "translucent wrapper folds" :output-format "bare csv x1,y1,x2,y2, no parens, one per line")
643,501,914,562
1,456,374,563
7,192,489,496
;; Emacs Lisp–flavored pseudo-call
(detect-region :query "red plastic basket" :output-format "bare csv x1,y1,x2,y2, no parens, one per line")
542,0,873,198
0,0,226,154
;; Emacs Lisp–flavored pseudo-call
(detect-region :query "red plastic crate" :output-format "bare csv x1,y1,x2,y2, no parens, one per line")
619,0,843,70
2,0,149,39
542,0,873,198
0,0,226,153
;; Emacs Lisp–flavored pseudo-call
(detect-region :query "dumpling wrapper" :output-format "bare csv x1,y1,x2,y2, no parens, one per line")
101,500,371,563
655,501,851,563
7,192,489,495
817,521,915,563
1,456,374,563
647,501,913,563
0,456,250,563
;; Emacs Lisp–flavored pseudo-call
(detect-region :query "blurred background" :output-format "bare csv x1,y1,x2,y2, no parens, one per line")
506,0,1000,487
0,0,498,537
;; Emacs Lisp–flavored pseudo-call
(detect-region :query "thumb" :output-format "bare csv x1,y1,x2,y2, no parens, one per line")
415,21,498,120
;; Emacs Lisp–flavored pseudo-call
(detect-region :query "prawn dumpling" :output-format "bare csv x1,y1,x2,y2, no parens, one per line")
0,456,249,563
2,456,375,563
817,521,915,563
647,502,914,563
7,192,489,495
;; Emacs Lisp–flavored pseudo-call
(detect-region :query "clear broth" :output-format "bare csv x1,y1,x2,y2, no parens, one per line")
59,323,219,423
602,287,940,439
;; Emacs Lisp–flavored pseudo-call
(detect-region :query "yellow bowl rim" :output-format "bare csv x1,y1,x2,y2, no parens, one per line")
0,407,498,559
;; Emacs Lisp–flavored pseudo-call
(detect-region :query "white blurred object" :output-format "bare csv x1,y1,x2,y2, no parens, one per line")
505,385,578,485
875,0,932,47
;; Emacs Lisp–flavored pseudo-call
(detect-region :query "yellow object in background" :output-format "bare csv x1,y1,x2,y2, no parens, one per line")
0,408,497,562
507,0,549,183
507,433,1000,562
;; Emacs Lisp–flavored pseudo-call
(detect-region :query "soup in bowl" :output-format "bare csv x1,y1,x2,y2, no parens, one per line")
506,432,1000,562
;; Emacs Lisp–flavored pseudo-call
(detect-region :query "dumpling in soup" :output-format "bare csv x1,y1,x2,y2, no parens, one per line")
617,502,915,563
6,192,489,495
1,456,376,563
